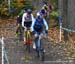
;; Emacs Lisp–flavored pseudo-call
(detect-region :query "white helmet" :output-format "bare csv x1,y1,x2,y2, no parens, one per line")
37,12,40,16
36,12,42,19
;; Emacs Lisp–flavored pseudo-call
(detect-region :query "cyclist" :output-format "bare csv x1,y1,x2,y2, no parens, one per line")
40,4,48,18
16,9,25,35
31,12,48,49
40,3,53,25
22,9,35,45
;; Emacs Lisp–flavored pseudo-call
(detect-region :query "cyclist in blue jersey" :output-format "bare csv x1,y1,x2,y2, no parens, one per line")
31,12,48,49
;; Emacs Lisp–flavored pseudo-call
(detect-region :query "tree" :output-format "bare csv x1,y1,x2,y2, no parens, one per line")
0,0,34,17
58,0,63,16
58,0,68,41
68,0,75,40
59,0,75,41
63,0,68,41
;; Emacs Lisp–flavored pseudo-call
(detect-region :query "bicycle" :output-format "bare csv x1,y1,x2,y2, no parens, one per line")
35,32,46,61
24,27,32,53
16,24,23,41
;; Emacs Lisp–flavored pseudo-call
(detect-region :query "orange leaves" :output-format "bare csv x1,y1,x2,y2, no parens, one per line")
48,27,60,43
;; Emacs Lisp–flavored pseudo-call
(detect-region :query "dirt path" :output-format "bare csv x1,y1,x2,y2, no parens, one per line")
0,19,75,64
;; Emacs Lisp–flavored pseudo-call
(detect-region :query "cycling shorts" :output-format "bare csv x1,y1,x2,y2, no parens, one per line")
24,21,32,28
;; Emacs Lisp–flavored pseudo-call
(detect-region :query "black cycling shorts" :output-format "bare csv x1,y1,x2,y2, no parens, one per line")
24,21,32,28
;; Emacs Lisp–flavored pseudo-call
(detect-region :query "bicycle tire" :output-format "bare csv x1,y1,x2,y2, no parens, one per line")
41,39,45,61
36,36,45,61
41,49,45,61
27,38,30,53
37,46,45,61
35,37,39,58
37,50,40,58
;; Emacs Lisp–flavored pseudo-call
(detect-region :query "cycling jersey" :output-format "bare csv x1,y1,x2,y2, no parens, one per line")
22,13,35,28
34,18,44,32
24,14,32,22
31,18,48,33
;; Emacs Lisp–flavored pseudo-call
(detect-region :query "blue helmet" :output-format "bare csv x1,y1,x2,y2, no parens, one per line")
41,9,46,15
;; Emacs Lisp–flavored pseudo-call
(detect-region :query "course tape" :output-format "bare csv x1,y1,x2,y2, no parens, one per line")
58,16,75,33
62,27,75,32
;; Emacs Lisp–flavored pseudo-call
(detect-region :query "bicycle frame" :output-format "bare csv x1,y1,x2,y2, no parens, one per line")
24,28,32,53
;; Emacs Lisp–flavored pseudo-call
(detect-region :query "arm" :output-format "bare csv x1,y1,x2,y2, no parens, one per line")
31,14,35,22
30,19,35,31
30,14,36,31
43,18,48,30
22,13,26,28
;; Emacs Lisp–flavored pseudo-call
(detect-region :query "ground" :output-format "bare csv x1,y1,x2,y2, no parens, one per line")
0,19,75,64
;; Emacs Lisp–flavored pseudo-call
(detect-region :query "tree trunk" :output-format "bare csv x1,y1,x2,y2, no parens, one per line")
68,0,75,40
63,0,68,41
58,0,63,16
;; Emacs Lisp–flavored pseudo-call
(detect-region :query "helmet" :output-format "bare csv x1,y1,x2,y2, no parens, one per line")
36,12,42,19
27,9,32,14
41,9,46,15
42,4,48,10
37,12,41,16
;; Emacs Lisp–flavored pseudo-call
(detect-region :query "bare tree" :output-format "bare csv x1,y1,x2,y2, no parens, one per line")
63,0,68,41
58,0,63,16
58,0,68,41
68,0,75,40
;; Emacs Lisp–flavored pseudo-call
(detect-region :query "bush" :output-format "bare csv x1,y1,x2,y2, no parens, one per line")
50,11,58,20
0,0,34,18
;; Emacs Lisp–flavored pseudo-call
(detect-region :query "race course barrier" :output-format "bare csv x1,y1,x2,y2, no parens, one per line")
0,37,10,64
